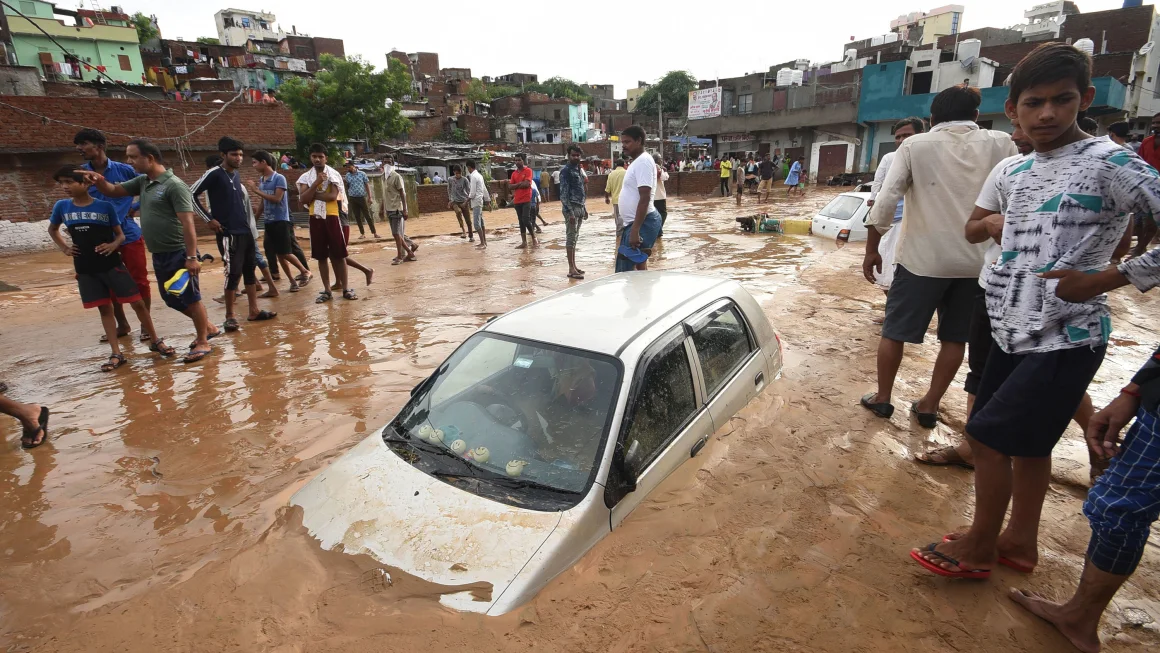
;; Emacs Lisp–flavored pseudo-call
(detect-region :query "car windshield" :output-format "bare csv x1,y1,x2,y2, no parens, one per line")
390,333,620,498
819,195,863,221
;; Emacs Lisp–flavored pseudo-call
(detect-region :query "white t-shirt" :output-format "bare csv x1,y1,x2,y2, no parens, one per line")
974,153,1025,287
617,153,657,228
655,169,669,200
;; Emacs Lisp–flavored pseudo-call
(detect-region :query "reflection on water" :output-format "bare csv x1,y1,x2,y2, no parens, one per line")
0,191,843,645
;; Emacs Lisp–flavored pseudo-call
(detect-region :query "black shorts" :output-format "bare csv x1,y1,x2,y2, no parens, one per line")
77,264,141,309
264,220,294,257
882,265,976,344
223,232,258,290
153,250,202,312
965,287,992,395
967,344,1106,457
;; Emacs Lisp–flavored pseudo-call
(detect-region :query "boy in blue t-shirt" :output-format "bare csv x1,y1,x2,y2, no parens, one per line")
47,167,175,370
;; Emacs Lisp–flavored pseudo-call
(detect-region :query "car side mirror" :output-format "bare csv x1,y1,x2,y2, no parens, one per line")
621,440,641,488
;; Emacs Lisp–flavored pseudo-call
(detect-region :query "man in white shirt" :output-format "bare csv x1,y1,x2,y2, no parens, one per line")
466,160,490,249
614,126,661,272
860,86,1018,427
867,117,925,291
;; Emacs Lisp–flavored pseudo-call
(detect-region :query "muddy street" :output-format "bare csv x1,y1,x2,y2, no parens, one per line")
2,190,1158,653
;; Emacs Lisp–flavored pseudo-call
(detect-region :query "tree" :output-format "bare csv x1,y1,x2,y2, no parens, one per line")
634,71,698,116
486,84,520,101
130,12,158,45
196,37,221,45
465,79,489,104
525,76,591,102
278,55,412,155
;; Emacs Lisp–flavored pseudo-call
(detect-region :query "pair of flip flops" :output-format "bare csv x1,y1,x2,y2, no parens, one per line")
911,537,1037,579
941,534,1035,573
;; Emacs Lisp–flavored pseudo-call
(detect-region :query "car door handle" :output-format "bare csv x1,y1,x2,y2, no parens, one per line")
690,436,708,458
754,371,764,387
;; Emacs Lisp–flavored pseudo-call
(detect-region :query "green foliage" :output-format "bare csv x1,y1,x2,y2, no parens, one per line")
465,79,489,104
196,37,221,45
486,84,521,101
278,55,412,156
634,71,698,116
480,151,493,182
450,128,471,144
130,12,158,45
524,77,591,102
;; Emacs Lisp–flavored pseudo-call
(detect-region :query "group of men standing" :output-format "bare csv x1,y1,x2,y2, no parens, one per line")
858,43,1160,653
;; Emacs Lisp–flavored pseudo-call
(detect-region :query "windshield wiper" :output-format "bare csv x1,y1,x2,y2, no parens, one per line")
384,424,479,477
431,471,576,494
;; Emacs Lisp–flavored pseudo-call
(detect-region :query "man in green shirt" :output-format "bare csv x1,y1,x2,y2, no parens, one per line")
83,139,220,363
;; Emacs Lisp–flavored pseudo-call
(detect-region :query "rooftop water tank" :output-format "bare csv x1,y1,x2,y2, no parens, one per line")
791,69,804,86
1074,38,1095,56
776,68,795,86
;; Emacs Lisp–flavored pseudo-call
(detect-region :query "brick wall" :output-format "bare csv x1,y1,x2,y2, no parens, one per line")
0,96,295,153
408,115,450,141
1061,4,1153,53
313,37,346,59
456,115,490,142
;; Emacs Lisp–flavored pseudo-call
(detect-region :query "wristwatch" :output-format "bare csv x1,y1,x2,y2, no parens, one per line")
186,255,198,261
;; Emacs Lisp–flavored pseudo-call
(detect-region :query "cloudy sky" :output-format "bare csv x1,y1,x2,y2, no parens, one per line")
119,0,1131,94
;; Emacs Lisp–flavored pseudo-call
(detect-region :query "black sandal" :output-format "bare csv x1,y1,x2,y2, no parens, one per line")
910,402,938,429
21,406,49,449
248,310,277,321
343,289,357,300
188,330,222,350
223,317,240,332
315,291,333,304
149,338,176,358
101,353,127,372
860,392,894,418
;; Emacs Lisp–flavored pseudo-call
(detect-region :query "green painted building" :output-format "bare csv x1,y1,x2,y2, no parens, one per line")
2,0,144,84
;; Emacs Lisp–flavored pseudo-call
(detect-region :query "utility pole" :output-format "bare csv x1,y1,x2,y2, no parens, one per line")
658,90,664,159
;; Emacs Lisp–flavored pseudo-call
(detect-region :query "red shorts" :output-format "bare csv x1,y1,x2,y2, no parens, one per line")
119,239,150,297
308,215,348,260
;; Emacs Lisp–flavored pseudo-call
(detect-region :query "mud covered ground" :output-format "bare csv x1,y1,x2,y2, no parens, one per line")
1,190,1158,652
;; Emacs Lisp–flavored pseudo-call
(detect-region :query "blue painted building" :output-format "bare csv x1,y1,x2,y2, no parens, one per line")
856,59,1126,170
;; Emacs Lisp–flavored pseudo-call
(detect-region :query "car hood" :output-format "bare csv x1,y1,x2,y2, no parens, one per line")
290,431,562,613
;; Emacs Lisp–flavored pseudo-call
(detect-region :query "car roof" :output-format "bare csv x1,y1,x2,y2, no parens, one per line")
483,271,734,357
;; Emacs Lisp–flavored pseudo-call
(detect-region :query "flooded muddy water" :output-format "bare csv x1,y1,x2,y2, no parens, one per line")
2,190,1158,652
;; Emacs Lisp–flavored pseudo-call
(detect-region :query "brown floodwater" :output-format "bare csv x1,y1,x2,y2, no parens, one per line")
1,190,1158,652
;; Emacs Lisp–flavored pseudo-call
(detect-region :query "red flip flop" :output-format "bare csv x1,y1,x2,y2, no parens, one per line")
942,535,1034,573
910,543,991,579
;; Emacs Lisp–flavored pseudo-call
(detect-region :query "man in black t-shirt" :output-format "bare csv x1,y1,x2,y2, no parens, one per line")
758,154,775,202
191,136,276,331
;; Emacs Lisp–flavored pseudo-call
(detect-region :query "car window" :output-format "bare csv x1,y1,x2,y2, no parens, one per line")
819,195,863,220
622,331,697,468
396,333,621,499
429,336,517,406
691,304,754,397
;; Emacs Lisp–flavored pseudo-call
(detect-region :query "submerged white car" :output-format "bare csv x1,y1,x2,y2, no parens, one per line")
292,272,782,615
811,189,872,242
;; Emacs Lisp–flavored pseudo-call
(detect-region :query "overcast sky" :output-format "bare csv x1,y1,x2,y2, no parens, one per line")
118,0,1133,95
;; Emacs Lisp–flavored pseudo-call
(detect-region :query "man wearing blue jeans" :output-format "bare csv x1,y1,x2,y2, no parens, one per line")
614,125,662,273
466,160,489,249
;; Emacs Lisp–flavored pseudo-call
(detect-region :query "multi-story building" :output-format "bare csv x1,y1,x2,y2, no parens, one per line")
1017,1,1082,41
1,1,144,84
492,72,538,86
686,66,863,183
626,81,649,112
214,9,283,47
890,4,965,46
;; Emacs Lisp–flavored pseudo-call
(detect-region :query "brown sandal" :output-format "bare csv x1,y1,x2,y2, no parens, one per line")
914,445,974,470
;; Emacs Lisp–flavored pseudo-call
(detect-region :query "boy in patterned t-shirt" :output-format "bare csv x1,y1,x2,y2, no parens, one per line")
47,167,175,371
911,44,1160,585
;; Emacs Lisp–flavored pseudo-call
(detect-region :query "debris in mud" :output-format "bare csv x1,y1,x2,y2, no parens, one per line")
450,563,468,572
1122,607,1154,628
360,568,393,593
149,456,163,478
0,280,19,292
